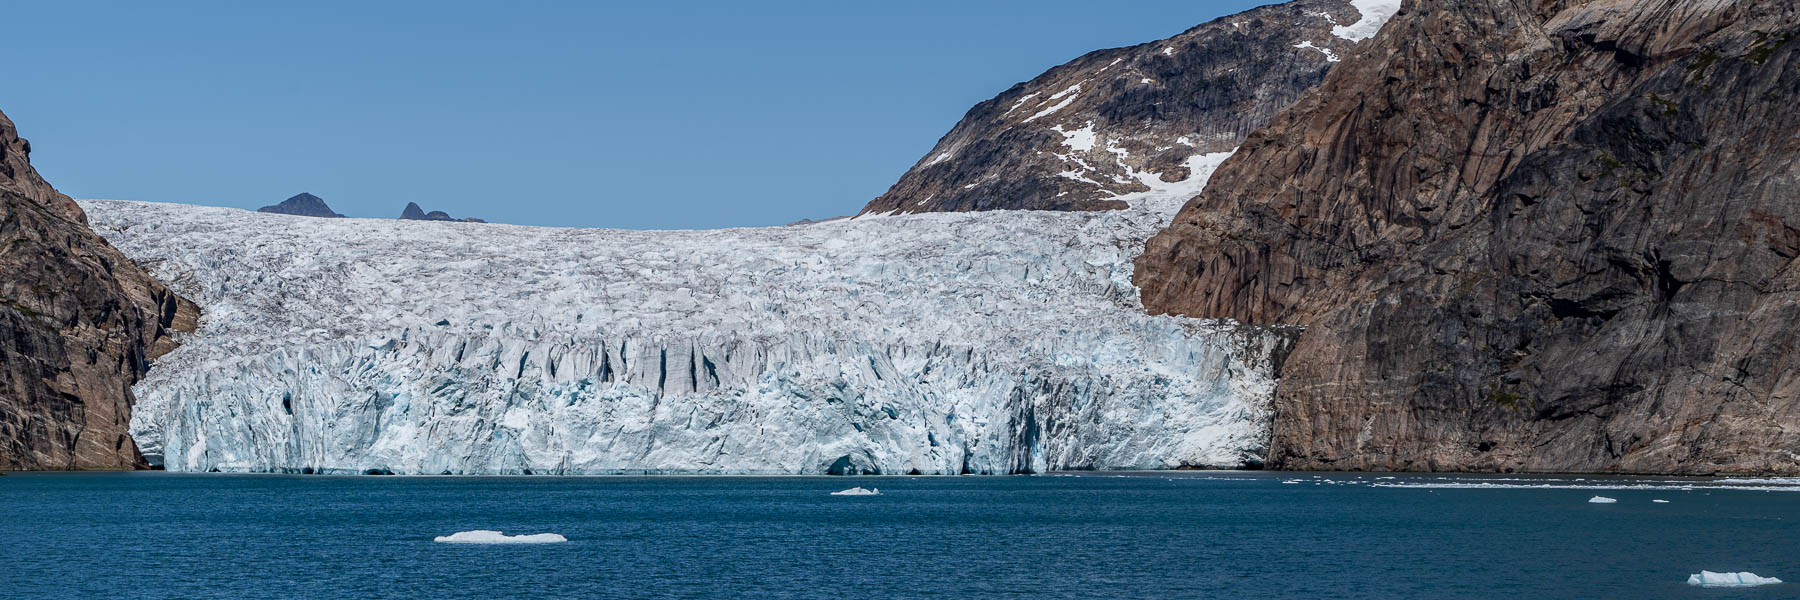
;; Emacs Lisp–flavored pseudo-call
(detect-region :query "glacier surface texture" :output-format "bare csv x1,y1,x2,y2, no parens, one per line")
82,153,1293,474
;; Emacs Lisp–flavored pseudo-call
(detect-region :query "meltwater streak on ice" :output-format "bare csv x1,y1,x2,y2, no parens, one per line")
81,151,1293,475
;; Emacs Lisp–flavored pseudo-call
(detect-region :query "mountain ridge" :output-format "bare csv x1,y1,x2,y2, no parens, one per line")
401,201,484,223
859,0,1398,216
258,192,344,218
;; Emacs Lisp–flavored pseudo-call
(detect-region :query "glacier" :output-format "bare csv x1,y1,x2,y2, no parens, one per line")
80,150,1297,475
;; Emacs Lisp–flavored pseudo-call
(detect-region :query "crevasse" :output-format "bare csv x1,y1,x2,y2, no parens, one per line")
82,149,1294,474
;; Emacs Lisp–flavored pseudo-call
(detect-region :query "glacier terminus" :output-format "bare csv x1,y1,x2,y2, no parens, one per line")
82,151,1296,475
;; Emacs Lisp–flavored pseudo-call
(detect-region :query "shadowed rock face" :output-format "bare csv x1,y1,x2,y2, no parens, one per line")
0,108,198,469
257,193,344,218
1136,0,1800,474
860,0,1395,215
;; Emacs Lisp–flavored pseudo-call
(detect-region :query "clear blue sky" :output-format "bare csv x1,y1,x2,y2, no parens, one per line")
4,1,1265,229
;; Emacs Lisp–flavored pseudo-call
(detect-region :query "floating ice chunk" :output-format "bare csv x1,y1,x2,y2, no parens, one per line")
831,487,881,496
1687,571,1782,587
434,530,568,544
1715,478,1800,485
1588,496,1617,503
1653,499,1670,503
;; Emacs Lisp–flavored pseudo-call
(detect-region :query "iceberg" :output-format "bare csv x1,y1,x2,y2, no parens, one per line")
1588,496,1617,503
830,486,880,496
79,150,1298,476
1687,571,1782,587
434,530,567,544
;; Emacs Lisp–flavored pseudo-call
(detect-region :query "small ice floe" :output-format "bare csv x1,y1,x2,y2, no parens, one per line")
1714,478,1800,485
434,530,568,544
830,486,881,496
1687,571,1782,587
1588,496,1618,503
1653,499,1670,503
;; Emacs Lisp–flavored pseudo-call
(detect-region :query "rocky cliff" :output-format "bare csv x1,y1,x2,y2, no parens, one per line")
0,109,198,469
859,0,1399,215
1136,0,1800,474
258,193,344,218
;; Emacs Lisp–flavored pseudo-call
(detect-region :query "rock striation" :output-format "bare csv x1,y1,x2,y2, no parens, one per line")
0,108,198,469
1136,0,1800,474
860,0,1399,215
257,193,344,218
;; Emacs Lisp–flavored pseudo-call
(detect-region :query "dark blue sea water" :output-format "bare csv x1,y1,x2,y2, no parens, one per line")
3,471,1795,599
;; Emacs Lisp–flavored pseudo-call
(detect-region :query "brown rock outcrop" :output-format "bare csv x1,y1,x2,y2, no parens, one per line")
860,0,1392,215
1136,0,1800,474
0,108,199,469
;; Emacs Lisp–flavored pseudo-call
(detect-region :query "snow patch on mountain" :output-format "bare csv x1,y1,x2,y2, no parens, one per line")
1294,41,1340,62
1024,84,1084,123
1331,0,1401,42
1053,123,1098,152
82,162,1287,475
1116,151,1236,214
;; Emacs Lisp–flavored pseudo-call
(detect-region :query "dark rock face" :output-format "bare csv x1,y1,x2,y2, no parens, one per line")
860,0,1385,215
400,202,484,223
0,108,199,470
257,193,344,218
1136,0,1800,474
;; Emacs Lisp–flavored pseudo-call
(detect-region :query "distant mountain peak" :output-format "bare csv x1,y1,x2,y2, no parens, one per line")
400,201,484,223
257,193,344,218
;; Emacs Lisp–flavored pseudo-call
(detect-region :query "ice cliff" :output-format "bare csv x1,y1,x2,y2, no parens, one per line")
82,156,1292,474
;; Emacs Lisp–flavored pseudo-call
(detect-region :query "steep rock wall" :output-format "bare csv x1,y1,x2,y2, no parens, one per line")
0,109,198,469
1136,0,1800,474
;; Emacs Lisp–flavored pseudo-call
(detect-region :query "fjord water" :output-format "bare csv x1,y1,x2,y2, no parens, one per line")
4,473,1794,599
